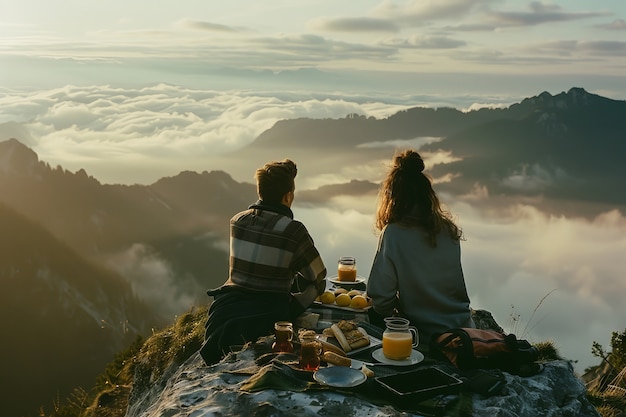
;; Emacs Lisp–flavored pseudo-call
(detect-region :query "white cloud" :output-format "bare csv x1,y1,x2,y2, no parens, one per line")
501,163,569,192
0,85,419,183
358,136,443,149
372,0,492,22
296,192,626,374
454,201,626,373
105,243,201,320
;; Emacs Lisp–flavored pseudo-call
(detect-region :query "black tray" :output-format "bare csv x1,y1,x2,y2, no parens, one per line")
375,367,463,402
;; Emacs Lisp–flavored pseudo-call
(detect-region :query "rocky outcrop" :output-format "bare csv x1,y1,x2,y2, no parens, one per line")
126,337,599,417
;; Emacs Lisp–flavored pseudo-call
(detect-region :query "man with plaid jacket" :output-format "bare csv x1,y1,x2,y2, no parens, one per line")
200,159,327,365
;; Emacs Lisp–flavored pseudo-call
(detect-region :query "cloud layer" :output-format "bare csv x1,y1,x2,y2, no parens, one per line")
298,195,626,374
0,85,421,183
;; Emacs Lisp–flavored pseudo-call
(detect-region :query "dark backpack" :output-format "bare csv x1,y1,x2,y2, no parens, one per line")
431,328,541,376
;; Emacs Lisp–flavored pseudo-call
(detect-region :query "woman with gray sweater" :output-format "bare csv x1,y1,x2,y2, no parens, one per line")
366,149,474,348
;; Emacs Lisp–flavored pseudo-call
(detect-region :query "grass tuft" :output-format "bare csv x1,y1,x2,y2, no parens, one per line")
534,340,563,362
43,305,208,417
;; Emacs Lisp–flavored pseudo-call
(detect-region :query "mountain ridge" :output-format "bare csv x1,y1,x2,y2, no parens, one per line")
241,87,625,216
0,202,160,417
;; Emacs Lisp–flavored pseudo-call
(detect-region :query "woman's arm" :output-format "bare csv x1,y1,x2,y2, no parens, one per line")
367,228,399,316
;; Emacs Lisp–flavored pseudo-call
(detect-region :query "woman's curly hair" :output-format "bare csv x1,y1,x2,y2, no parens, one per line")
375,149,463,247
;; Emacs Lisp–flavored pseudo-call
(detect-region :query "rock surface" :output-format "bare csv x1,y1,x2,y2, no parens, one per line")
126,339,600,417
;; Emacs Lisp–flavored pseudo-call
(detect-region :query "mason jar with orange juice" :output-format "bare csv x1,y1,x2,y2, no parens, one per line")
382,317,419,360
337,256,357,282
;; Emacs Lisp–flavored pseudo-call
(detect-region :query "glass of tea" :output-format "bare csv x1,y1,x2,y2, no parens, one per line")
272,321,294,353
299,330,322,371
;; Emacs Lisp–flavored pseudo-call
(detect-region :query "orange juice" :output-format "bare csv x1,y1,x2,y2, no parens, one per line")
382,332,413,360
337,268,357,282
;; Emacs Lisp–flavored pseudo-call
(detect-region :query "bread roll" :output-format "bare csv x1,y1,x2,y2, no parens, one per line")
319,339,346,357
330,321,370,352
331,323,353,352
323,351,352,367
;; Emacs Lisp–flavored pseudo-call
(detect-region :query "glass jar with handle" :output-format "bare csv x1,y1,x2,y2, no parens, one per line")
382,317,419,360
272,321,294,353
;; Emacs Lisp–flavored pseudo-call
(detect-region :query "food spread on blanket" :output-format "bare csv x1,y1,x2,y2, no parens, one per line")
320,320,368,351
282,319,376,377
316,320,375,377
315,288,372,310
330,320,370,352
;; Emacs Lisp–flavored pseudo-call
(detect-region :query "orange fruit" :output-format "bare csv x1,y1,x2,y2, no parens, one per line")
320,291,335,305
349,295,368,309
335,293,351,307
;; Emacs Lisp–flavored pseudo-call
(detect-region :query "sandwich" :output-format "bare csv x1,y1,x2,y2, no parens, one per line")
330,320,370,352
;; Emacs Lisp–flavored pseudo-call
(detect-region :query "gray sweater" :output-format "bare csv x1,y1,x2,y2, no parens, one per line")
367,223,474,345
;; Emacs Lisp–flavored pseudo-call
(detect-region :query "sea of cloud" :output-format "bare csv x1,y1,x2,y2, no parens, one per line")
0,84,518,184
297,195,626,374
2,84,624,374
0,85,396,182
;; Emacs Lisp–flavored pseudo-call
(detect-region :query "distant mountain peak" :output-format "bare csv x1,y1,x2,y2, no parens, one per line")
515,86,618,114
567,86,588,95
0,138,41,177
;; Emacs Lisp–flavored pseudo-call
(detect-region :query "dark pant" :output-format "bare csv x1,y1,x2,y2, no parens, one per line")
367,307,388,329
199,288,291,365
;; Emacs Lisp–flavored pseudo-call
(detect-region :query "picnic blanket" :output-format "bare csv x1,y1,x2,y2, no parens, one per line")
225,337,473,417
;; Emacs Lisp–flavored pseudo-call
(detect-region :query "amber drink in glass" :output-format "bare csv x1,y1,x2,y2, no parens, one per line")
299,331,322,371
272,321,294,353
337,256,357,282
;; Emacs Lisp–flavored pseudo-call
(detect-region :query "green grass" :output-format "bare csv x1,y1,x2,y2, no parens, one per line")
43,305,207,417
588,329,626,417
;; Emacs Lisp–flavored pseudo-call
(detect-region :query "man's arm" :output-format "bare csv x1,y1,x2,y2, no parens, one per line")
290,225,327,314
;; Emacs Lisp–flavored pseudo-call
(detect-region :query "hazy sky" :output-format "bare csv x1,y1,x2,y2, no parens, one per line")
1,0,625,97
1,1,625,374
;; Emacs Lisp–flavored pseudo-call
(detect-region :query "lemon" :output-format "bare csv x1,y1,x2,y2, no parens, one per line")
349,295,368,309
335,293,351,307
319,291,336,305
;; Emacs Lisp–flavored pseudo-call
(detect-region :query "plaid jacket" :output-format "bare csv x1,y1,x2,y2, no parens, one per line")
223,201,327,310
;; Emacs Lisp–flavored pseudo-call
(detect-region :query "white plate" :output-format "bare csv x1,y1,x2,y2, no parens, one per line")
372,348,424,366
313,366,367,387
328,276,366,285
